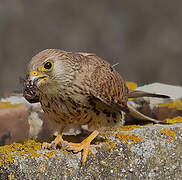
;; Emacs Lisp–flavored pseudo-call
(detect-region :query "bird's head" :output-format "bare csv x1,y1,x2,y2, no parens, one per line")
27,49,76,93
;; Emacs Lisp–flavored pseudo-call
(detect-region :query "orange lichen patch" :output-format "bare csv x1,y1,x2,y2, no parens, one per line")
126,81,138,91
116,125,141,131
159,99,182,110
160,128,176,139
40,162,46,173
44,151,56,158
116,133,143,144
100,160,109,167
0,140,42,165
117,159,121,163
105,141,116,150
0,101,21,108
104,138,116,154
88,150,95,157
127,144,133,152
8,172,15,180
163,116,182,124
69,169,73,176
100,131,115,137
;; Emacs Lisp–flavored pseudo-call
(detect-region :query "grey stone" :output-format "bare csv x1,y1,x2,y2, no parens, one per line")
0,124,182,179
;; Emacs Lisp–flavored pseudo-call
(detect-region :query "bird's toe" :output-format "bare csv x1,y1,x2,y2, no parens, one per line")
42,142,52,149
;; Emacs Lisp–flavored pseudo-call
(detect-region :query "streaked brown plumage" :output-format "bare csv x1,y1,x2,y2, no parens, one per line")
23,49,169,165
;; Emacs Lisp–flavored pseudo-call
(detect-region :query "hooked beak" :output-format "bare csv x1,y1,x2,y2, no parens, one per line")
29,71,49,87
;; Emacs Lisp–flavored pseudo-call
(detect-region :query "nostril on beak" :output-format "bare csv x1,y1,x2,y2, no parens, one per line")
29,71,39,77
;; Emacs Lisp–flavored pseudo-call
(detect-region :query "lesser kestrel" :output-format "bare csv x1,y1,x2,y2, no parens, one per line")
23,49,168,165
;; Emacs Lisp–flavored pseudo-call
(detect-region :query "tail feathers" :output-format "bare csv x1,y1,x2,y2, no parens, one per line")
128,90,170,99
127,103,163,123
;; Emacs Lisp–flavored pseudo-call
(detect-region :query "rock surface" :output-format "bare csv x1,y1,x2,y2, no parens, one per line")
0,124,182,179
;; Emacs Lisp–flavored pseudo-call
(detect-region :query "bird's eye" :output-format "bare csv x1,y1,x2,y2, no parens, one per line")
41,60,54,71
44,62,52,69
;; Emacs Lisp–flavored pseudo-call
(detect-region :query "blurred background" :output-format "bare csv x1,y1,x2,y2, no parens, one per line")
0,0,182,96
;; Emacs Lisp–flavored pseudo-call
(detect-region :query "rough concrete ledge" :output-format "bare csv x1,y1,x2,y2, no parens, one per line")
0,124,182,179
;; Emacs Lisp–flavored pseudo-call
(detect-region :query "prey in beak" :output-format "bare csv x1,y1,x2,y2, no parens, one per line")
20,71,48,103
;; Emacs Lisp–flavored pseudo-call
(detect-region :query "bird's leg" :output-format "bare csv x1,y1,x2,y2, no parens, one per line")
42,126,66,149
42,128,99,165
64,130,99,166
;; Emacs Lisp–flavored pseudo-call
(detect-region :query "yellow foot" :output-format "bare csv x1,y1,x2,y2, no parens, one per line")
42,130,99,166
42,142,54,149
42,134,65,149
65,141,90,166
65,130,99,166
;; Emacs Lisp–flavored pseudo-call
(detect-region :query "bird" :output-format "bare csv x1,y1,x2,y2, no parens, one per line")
23,49,169,165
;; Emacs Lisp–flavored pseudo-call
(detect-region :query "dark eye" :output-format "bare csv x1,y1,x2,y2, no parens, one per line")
44,62,52,69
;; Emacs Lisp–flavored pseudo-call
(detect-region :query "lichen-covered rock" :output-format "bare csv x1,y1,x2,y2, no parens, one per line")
0,124,182,179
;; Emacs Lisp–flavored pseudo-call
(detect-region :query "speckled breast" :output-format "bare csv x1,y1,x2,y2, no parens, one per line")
39,92,125,131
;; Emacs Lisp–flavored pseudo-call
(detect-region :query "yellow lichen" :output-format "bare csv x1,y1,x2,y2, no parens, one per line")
160,128,176,139
100,131,115,137
30,153,41,158
116,125,141,131
69,169,73,176
40,162,46,173
100,160,109,167
163,116,182,124
116,133,143,143
44,151,55,158
126,82,138,91
0,140,44,165
159,99,182,110
88,150,95,157
105,141,116,150
0,160,3,166
0,101,21,108
127,144,133,152
8,172,15,180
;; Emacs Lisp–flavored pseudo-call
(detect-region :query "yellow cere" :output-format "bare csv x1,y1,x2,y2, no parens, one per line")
126,81,138,91
116,133,143,143
160,128,176,139
159,99,182,110
0,101,21,108
0,140,56,166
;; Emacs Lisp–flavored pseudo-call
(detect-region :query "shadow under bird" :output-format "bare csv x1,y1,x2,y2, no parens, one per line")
22,49,169,165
